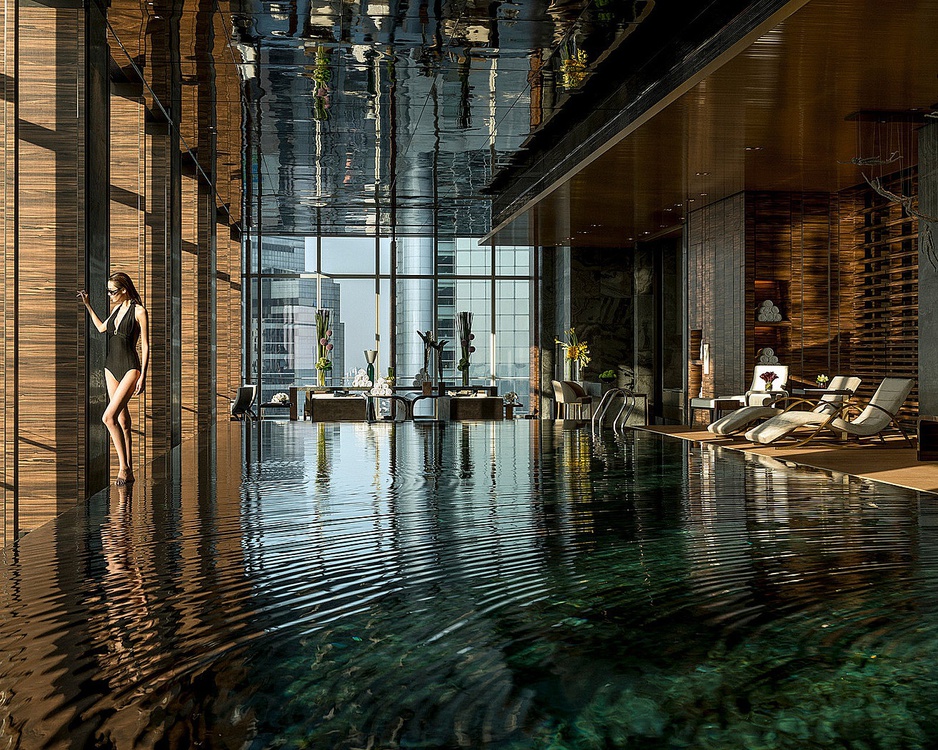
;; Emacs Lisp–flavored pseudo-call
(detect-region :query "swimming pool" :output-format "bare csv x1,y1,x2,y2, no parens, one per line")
0,420,936,748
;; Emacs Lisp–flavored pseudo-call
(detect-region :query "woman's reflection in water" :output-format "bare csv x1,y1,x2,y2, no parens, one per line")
99,481,152,688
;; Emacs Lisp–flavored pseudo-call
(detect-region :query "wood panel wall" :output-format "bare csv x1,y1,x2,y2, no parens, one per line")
110,90,149,471
0,0,244,537
687,184,918,428
0,0,13,545
182,174,200,437
214,0,243,412
17,3,84,530
746,192,852,387
844,171,919,420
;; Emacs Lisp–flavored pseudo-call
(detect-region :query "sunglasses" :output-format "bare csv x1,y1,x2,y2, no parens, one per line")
107,289,122,296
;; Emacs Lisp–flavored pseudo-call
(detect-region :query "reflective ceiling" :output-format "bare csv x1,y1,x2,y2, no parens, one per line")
230,0,659,236
224,0,938,244
489,0,938,246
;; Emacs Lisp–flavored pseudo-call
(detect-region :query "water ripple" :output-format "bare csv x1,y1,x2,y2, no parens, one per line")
0,423,937,748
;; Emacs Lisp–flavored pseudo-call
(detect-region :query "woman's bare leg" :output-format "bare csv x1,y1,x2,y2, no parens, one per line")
119,406,134,481
104,370,140,483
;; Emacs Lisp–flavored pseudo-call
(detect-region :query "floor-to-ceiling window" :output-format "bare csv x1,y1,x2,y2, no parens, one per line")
248,234,533,404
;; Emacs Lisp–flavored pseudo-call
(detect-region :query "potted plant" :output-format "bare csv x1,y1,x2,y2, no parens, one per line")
555,328,590,380
599,369,616,384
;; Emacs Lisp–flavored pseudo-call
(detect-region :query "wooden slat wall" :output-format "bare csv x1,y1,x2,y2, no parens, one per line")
182,175,200,437
0,0,243,536
214,6,242,411
215,3,243,409
143,122,177,466
0,0,12,545
691,185,916,430
17,4,84,528
110,90,149,475
844,171,919,421
747,192,851,387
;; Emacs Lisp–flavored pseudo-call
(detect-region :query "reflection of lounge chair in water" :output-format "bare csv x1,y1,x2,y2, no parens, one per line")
230,385,258,421
709,375,860,436
745,377,914,447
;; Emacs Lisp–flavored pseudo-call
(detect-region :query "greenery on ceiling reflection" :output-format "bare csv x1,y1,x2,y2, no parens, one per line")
310,46,332,121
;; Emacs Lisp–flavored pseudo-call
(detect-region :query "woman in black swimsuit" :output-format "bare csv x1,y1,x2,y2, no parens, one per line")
77,272,151,486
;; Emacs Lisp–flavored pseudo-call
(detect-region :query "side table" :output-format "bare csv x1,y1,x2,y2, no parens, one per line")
689,397,743,426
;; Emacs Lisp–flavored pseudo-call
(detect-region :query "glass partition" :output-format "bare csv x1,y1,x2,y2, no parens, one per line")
247,234,533,405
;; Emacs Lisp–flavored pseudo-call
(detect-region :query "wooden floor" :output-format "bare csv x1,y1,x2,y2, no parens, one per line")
640,425,938,495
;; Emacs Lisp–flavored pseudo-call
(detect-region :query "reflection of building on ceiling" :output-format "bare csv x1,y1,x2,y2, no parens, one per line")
259,237,345,396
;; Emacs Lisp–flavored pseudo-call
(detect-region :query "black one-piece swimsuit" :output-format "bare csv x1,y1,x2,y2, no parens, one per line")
105,302,141,380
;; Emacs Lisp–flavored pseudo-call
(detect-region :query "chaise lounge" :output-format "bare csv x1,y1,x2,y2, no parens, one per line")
708,375,861,436
744,377,915,447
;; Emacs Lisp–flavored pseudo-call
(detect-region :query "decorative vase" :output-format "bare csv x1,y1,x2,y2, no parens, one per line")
565,359,579,382
317,369,325,388
365,349,377,385
764,382,773,391
456,311,474,391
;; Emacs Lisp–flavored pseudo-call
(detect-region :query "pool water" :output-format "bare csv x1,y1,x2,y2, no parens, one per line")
1,420,937,748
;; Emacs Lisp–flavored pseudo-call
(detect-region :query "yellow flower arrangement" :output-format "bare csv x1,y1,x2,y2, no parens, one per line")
555,328,590,366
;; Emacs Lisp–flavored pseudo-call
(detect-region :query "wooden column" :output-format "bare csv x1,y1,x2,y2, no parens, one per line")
16,0,85,529
0,0,13,544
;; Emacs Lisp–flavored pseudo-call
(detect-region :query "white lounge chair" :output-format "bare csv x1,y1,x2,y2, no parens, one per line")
708,375,861,436
745,377,914,447
690,365,789,425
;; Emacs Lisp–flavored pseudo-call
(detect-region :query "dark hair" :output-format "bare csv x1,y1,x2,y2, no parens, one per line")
109,272,143,306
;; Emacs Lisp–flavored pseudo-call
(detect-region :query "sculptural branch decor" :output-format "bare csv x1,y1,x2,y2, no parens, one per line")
456,311,474,387
315,309,333,387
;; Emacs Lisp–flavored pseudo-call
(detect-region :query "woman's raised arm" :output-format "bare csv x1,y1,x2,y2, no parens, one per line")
76,290,109,332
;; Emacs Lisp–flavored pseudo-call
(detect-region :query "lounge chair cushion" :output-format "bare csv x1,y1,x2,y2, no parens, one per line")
709,375,860,436
745,409,834,444
746,377,912,445
708,406,782,435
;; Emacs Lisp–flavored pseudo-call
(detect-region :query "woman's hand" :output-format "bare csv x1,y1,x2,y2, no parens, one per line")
134,376,146,396
76,290,89,306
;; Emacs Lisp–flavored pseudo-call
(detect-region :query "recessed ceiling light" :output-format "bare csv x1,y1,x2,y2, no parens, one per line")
659,224,666,228
745,146,764,151
700,192,708,197
664,208,672,212
695,171,709,176
688,199,695,203
675,203,682,207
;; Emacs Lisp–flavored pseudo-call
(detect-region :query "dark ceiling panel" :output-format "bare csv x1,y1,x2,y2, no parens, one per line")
490,0,938,246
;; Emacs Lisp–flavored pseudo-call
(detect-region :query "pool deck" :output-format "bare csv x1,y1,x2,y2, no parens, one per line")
639,425,938,495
